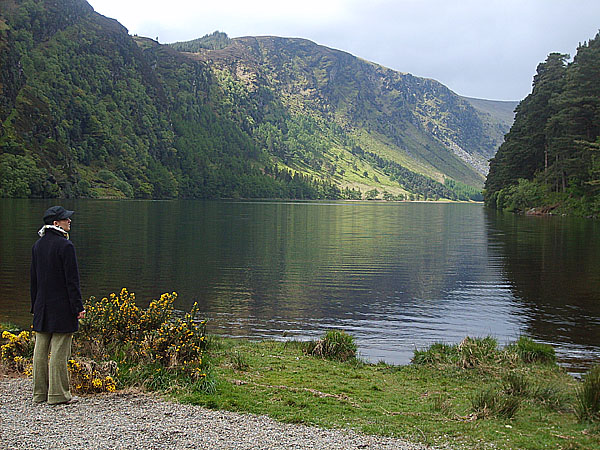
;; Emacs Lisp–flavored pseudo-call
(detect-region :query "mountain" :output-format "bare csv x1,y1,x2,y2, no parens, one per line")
0,0,514,201
462,97,518,124
484,32,600,217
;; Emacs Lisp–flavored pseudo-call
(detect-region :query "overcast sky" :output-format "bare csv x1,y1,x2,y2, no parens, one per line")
87,0,600,101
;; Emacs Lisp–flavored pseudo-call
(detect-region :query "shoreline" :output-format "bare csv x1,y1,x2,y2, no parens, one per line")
1,334,597,450
0,377,433,450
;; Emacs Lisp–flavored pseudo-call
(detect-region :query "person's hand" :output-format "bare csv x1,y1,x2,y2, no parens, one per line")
77,310,86,320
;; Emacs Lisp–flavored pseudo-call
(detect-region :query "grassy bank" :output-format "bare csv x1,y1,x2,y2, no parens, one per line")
170,337,598,450
2,290,599,450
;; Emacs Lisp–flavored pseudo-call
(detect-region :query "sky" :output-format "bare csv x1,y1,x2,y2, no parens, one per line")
86,0,600,101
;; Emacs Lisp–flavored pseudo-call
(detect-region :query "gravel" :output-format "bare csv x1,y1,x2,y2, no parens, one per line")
1,378,437,450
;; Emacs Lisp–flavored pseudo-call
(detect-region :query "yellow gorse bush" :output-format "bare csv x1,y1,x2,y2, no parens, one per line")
1,330,34,376
80,289,179,342
78,288,209,386
140,292,176,330
68,358,118,394
141,302,208,378
80,288,143,342
3,288,209,394
1,330,34,360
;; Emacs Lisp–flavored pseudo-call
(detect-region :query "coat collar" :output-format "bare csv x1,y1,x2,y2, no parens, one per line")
38,225,69,239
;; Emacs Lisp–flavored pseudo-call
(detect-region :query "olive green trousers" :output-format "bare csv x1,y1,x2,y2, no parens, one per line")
33,332,73,404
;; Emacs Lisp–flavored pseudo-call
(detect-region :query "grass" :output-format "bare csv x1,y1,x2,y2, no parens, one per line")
300,329,357,361
171,337,599,450
470,385,521,419
514,336,556,364
576,365,600,423
2,311,599,449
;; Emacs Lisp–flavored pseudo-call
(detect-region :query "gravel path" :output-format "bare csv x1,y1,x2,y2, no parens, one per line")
1,378,437,450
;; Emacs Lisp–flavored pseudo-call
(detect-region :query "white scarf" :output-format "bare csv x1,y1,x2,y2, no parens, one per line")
38,225,69,239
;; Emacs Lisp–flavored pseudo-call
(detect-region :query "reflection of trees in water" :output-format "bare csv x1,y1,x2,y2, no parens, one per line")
485,210,600,349
197,203,491,319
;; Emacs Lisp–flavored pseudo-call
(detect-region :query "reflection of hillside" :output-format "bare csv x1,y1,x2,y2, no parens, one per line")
0,200,48,325
172,202,492,320
1,199,496,336
485,210,600,348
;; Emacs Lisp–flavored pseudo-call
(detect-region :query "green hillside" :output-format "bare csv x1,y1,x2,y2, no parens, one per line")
0,0,513,201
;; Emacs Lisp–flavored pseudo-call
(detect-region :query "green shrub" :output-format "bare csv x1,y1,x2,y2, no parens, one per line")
429,393,453,415
496,394,522,419
413,337,506,368
470,387,499,418
575,365,600,422
114,179,134,198
0,153,48,197
303,330,357,362
515,336,556,364
503,178,549,212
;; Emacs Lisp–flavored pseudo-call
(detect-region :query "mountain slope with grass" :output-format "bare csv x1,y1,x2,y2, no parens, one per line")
173,34,514,187
1,1,514,200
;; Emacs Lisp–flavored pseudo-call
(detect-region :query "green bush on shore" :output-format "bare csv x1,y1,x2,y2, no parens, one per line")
301,329,357,361
412,336,509,367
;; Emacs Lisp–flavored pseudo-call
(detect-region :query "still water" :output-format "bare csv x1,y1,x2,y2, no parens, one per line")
1,199,599,371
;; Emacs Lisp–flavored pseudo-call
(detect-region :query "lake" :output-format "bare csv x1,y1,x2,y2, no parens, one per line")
1,199,599,372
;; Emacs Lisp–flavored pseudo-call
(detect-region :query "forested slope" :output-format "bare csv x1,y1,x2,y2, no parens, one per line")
1,0,513,201
485,32,600,217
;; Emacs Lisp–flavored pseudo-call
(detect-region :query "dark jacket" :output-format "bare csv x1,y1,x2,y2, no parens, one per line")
30,228,84,333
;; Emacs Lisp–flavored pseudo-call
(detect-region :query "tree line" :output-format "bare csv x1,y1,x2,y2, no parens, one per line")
485,32,600,216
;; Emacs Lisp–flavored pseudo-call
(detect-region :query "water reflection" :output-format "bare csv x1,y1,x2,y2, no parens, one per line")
1,199,598,370
485,210,600,371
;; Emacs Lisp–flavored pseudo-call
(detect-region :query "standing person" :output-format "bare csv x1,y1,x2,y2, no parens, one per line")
30,206,86,405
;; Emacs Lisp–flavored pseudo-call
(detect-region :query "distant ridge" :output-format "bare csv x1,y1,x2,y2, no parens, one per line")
462,97,518,127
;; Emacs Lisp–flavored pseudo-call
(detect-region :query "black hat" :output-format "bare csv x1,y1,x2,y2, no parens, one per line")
43,206,75,225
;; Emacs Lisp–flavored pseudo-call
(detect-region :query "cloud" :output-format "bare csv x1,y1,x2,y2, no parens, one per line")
88,0,600,100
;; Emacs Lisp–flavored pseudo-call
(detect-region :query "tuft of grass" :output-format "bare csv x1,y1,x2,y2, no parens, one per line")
412,342,456,365
189,371,218,394
428,393,453,415
470,386,521,419
502,371,530,397
514,336,556,364
575,364,600,423
531,382,571,412
412,336,503,368
496,394,522,419
457,336,499,368
301,330,357,362
230,351,250,371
